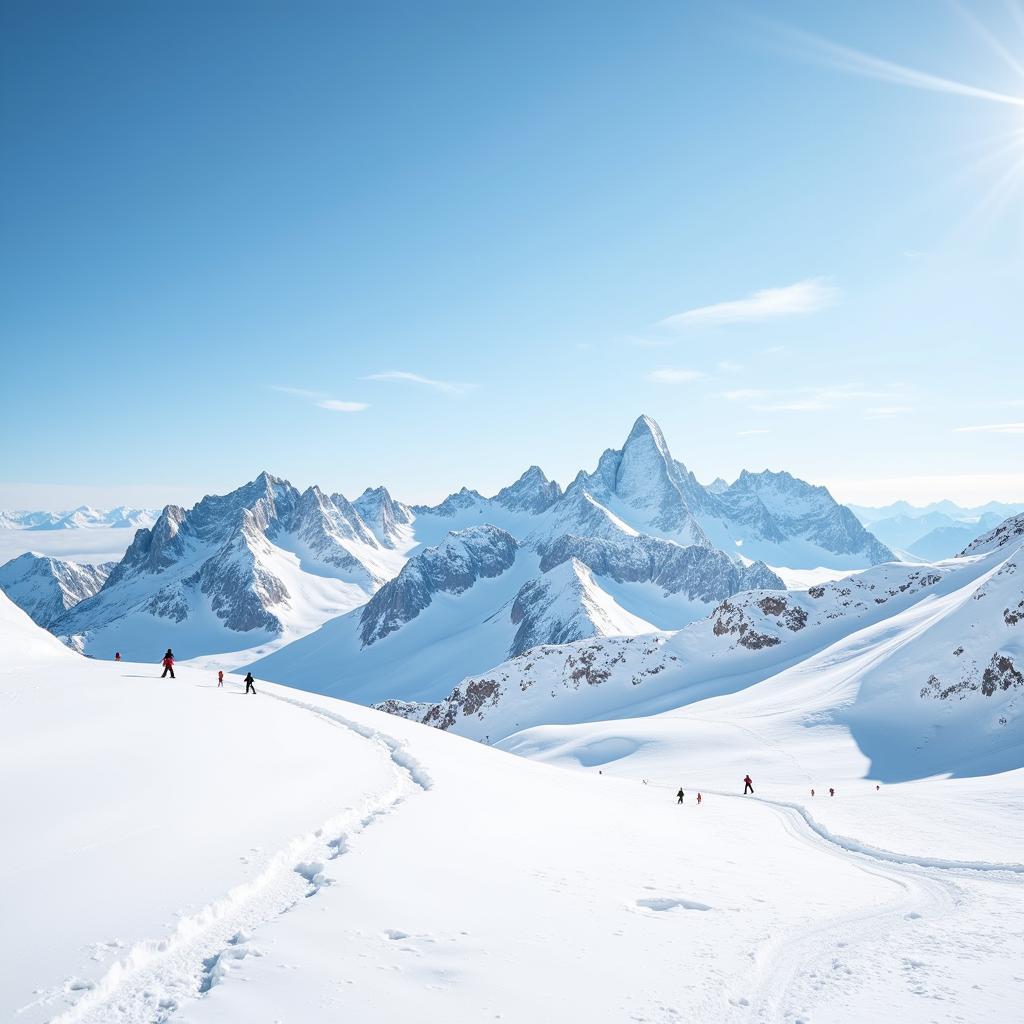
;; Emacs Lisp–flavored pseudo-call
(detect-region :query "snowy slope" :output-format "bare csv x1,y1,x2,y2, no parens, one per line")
3,591,1022,1024
0,552,112,628
247,533,661,705
393,533,1023,758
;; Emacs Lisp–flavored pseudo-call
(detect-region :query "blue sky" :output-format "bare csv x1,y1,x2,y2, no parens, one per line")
2,0,1023,510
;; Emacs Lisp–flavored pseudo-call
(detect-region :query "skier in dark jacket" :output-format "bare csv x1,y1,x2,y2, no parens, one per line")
677,788,685,804
244,672,257,694
161,649,175,679
743,774,754,795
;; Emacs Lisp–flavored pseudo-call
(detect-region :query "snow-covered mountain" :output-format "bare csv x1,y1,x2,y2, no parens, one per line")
52,473,412,661
20,415,890,674
246,526,673,705
384,511,1024,773
0,506,158,531
0,552,113,629
249,473,787,704
406,416,891,570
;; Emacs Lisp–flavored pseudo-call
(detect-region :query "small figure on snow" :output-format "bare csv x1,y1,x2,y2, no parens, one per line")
743,774,754,795
696,793,702,806
677,788,685,804
161,649,175,679
810,788,815,797
114,651,121,663
875,784,880,791
244,671,257,695
218,670,224,687
829,787,835,797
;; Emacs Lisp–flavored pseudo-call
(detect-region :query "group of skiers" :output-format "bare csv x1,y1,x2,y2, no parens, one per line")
114,648,257,693
674,774,865,804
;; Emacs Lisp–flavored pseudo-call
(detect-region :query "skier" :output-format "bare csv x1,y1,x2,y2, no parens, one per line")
677,788,685,804
743,774,754,795
114,651,121,663
160,649,175,679
217,670,224,687
243,671,257,695
696,793,702,806
829,787,835,797
811,788,815,797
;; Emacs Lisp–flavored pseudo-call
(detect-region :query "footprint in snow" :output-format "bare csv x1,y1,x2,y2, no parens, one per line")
635,897,712,913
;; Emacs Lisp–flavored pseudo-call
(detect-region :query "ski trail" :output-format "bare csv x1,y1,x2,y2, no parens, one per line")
728,792,1024,875
716,790,1019,1023
48,694,431,1024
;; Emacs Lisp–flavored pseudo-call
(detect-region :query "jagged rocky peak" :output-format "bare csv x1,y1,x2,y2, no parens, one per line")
494,466,563,513
0,552,112,629
358,525,518,646
108,503,189,582
352,485,413,546
416,486,485,518
290,486,379,566
726,468,831,510
707,477,730,495
570,415,710,545
184,470,299,543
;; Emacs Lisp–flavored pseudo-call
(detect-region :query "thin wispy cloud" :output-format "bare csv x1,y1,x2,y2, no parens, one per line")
717,360,743,373
317,399,368,413
647,368,708,384
270,385,368,413
774,23,1024,108
659,278,838,329
954,422,1024,434
365,371,474,395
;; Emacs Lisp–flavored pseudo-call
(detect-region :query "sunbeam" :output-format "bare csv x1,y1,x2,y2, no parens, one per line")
775,24,1024,108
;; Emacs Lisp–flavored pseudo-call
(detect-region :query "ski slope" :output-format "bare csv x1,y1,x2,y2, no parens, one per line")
2,591,1022,1023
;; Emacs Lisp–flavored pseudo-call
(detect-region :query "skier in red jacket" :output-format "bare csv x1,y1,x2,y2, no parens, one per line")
160,649,175,679
114,651,121,662
743,774,754,795
217,670,224,687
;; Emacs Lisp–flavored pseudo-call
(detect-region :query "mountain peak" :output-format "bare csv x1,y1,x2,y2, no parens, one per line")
495,466,562,513
624,414,669,453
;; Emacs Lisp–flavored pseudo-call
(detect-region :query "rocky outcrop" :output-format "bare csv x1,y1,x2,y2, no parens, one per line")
358,526,518,646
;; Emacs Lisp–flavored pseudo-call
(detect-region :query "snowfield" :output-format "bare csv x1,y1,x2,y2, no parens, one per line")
2,592,1023,1024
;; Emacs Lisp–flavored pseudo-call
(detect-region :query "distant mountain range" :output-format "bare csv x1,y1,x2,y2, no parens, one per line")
848,501,1024,560
0,506,158,531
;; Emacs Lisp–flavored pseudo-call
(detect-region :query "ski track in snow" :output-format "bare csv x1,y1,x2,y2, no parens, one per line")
44,692,431,1024
713,790,1020,1022
32,684,1015,1024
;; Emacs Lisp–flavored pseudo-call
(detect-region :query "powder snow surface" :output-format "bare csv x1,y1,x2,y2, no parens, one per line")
2,593,1022,1024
